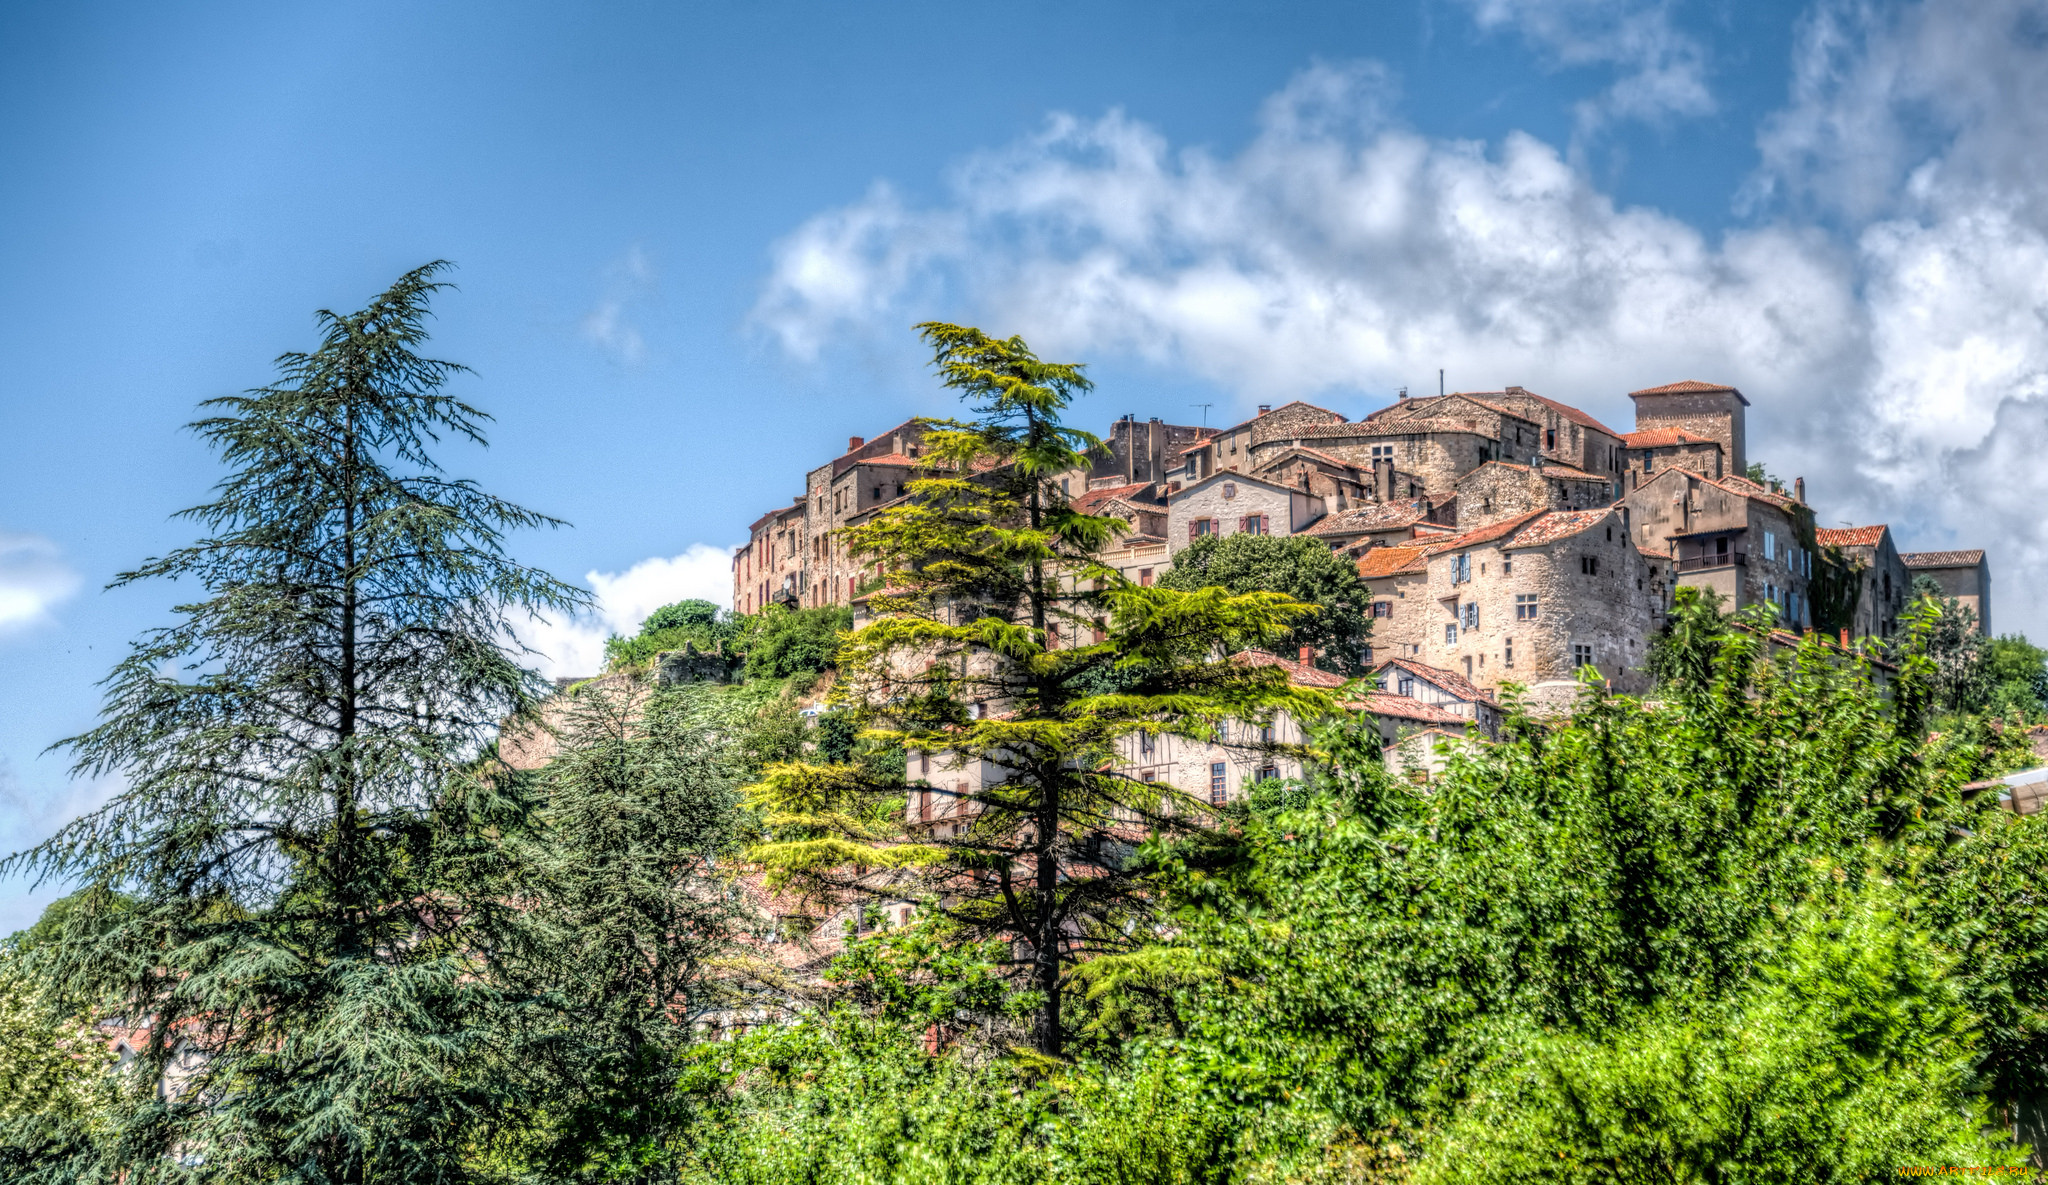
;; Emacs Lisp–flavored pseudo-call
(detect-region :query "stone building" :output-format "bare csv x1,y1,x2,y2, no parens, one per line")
1175,401,1347,482
1250,445,1373,509
1621,426,1726,487
1454,460,1618,531
734,498,810,615
1092,415,1209,486
1355,544,1436,663
1361,386,1628,481
1166,471,1326,555
1288,393,1544,494
1415,507,1659,695
1902,549,1991,633
1301,501,1446,552
1627,381,1747,480
1816,525,1910,641
1621,469,1815,627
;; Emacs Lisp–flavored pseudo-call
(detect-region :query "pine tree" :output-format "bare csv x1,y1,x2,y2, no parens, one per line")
5,263,586,1182
746,324,1333,1057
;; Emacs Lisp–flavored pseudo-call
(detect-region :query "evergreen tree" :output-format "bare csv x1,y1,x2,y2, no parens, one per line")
746,324,1329,1057
1157,532,1375,674
4,263,585,1182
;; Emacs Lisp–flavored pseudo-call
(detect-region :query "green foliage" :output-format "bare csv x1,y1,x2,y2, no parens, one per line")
738,604,851,682
604,598,740,670
1984,634,2048,719
1,264,587,1183
1157,532,1375,674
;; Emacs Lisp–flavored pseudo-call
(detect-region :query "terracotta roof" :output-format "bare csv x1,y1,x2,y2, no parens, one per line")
1492,388,1626,438
1504,509,1613,549
1299,417,1494,440
1901,549,1986,568
1356,545,1432,579
1071,481,1156,514
1304,503,1429,537
1703,472,1799,510
1230,648,1350,688
1429,509,1550,552
853,452,918,467
1816,525,1889,548
1622,428,1718,449
1374,656,1492,704
1353,691,1465,724
1638,546,1671,563
1628,380,1750,406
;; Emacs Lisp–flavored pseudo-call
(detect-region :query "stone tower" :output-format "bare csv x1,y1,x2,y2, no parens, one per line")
1628,381,1747,479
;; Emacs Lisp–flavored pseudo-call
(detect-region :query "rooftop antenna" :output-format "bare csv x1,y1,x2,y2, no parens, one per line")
1189,402,1213,427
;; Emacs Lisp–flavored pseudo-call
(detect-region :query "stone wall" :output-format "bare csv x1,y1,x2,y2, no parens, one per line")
1417,510,1658,694
1455,462,1617,530
1904,554,1992,633
1167,475,1324,555
1629,387,1747,479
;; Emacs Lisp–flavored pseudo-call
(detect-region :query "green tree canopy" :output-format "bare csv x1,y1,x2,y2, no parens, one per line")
3,263,586,1183
1157,531,1375,674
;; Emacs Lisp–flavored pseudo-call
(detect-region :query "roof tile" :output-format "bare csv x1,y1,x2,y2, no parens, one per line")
1901,549,1986,567
1816,525,1889,548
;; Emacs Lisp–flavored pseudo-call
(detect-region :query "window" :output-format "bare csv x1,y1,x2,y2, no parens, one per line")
1210,762,1227,805
1445,623,1458,645
1644,451,1655,473
1764,531,1776,561
1370,444,1394,460
1398,675,1415,696
1362,644,1374,665
1463,656,1473,677
1581,556,1599,575
1371,600,1393,618
918,789,932,822
1189,518,1215,540
1222,482,1237,500
1766,582,1777,605
1239,514,1268,535
1139,731,1155,755
920,752,930,776
1516,593,1539,621
1462,602,1479,631
1572,643,1593,668
1503,556,1513,575
1061,477,1070,496
1258,765,1278,783
1504,638,1514,667
1453,554,1471,584
1139,567,1154,587
1259,724,1274,744
1546,428,1556,450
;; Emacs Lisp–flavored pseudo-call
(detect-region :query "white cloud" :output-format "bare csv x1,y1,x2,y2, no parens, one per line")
751,35,2048,637
0,531,80,636
512,543,736,679
579,244,658,365
1458,0,1714,136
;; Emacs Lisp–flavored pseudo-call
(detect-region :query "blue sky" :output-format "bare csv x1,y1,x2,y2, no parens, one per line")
4,0,2047,930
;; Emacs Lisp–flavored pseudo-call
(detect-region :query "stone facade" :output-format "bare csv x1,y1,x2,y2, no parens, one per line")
1620,427,1725,487
1356,544,1435,663
1454,461,1618,530
1902,550,1992,633
1621,469,1814,626
1416,507,1658,695
1370,656,1505,736
1178,400,1347,482
1092,416,1208,486
1166,472,1325,556
1816,525,1910,641
1627,381,1747,481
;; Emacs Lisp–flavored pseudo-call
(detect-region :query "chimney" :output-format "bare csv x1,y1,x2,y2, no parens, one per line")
1794,476,1806,503
848,436,864,451
1299,646,1314,665
1397,387,1409,401
1258,404,1272,415
1839,627,1849,648
1374,458,1395,503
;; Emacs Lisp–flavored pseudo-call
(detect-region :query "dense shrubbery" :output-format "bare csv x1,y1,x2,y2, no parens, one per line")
1158,532,1376,674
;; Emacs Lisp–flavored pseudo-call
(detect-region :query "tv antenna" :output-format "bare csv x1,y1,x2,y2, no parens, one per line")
1190,402,1214,426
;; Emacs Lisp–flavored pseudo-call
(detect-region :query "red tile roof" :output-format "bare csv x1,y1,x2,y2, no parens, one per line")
1374,656,1492,704
1504,508,1613,549
1354,692,1465,724
1498,389,1626,439
1704,472,1799,510
1466,459,1605,482
1260,445,1364,472
1230,648,1350,688
1622,427,1717,449
1071,481,1156,515
1429,509,1550,552
1901,549,1986,568
1356,545,1433,579
1303,503,1429,537
1815,525,1889,548
1629,380,1750,406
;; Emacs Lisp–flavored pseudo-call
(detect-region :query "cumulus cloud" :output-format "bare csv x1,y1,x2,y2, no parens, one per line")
512,544,735,679
1458,0,1715,135
750,29,2048,636
580,245,658,365
0,531,80,635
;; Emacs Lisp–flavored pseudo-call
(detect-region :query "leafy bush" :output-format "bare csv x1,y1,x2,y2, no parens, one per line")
1157,532,1374,673
604,597,739,670
738,604,851,682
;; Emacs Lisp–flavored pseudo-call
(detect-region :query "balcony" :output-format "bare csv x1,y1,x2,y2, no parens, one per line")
1674,552,1747,573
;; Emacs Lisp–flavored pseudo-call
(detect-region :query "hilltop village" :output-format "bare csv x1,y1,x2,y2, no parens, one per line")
735,381,1988,710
